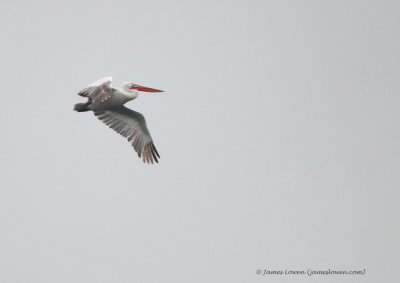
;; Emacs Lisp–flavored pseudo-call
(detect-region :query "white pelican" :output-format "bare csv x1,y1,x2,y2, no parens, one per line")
74,77,163,164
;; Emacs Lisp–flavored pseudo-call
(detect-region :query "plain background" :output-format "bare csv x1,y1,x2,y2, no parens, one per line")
1,0,399,282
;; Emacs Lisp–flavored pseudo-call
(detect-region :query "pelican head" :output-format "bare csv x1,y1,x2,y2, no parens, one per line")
122,82,163,93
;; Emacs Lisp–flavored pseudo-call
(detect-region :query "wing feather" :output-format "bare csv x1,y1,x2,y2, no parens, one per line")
94,106,160,164
77,77,113,105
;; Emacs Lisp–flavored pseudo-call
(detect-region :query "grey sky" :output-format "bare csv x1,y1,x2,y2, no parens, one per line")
1,0,399,282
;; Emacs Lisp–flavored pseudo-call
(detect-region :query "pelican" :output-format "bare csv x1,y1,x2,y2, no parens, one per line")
74,77,163,164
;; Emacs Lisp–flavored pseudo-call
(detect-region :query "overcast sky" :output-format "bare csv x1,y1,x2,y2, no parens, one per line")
1,0,399,282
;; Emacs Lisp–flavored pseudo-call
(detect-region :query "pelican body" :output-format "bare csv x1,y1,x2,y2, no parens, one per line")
74,77,163,164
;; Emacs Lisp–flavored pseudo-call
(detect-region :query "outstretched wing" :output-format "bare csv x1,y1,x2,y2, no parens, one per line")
78,77,113,105
94,106,160,164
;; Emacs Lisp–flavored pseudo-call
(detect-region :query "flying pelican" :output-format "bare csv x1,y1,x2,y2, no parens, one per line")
74,77,163,164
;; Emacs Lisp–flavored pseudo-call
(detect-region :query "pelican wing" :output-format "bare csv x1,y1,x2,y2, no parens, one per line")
78,77,113,105
94,106,160,164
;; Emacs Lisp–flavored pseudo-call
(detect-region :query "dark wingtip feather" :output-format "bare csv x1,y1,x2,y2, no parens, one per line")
151,143,160,158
